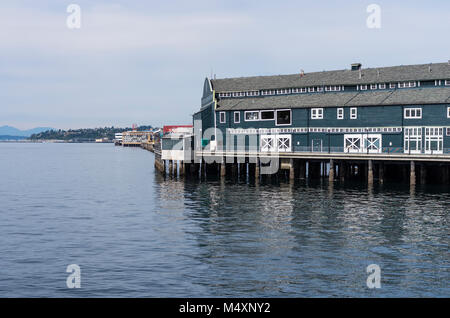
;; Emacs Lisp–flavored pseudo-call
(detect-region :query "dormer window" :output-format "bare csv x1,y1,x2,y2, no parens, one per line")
325,86,341,92
445,80,450,86
370,84,377,90
379,83,386,89
398,81,416,88
277,89,291,95
389,83,396,89
261,90,276,96
359,85,368,90
247,91,260,97
308,87,315,93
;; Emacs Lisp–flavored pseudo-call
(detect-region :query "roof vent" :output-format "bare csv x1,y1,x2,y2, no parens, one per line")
351,63,362,71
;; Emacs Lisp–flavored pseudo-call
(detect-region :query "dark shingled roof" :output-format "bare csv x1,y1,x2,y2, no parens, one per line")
216,87,450,110
211,62,450,92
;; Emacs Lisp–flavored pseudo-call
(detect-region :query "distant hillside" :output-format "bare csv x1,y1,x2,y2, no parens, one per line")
0,126,54,137
30,126,154,142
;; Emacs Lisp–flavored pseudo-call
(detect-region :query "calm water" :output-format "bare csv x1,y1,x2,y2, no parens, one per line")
0,143,448,297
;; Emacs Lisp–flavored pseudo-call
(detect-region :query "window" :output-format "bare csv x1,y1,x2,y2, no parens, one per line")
311,108,323,119
359,85,368,90
219,112,226,123
350,107,357,119
247,91,260,97
325,86,341,92
277,89,291,95
316,86,324,92
404,108,422,119
260,110,275,120
398,81,416,88
244,111,259,121
234,111,240,123
261,90,276,96
337,108,344,119
447,128,450,136
276,109,291,126
379,83,386,89
370,84,377,90
389,83,396,89
308,87,315,93
232,92,246,97
447,107,450,118
445,80,450,86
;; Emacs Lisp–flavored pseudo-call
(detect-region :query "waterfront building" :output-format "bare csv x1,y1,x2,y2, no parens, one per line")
188,62,450,183
195,62,450,156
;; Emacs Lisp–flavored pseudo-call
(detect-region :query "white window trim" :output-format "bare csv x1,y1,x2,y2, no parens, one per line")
337,108,344,120
350,107,358,119
311,108,323,119
370,84,377,90
389,83,396,89
359,85,368,91
445,80,450,86
234,111,240,123
260,110,275,121
219,111,226,124
379,83,386,89
275,109,292,126
404,107,422,119
447,107,450,118
244,111,259,121
308,87,315,93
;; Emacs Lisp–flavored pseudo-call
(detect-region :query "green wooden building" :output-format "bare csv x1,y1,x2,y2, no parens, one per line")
194,62,450,157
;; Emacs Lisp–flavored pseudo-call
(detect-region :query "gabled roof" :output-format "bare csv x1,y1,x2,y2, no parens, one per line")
211,63,450,92
215,87,450,110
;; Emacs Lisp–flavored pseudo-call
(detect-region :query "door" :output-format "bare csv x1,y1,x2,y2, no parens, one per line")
260,135,275,152
424,127,443,154
312,139,323,152
344,134,362,153
260,134,292,152
363,134,382,154
404,127,422,154
277,135,291,152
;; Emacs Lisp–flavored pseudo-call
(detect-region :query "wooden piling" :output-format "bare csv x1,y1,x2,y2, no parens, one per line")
368,159,374,186
329,159,335,182
410,160,416,186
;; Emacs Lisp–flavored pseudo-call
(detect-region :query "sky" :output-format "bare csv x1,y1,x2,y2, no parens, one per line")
1,0,449,130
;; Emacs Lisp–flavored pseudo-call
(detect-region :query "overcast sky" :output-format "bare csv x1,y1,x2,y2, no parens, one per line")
1,0,449,129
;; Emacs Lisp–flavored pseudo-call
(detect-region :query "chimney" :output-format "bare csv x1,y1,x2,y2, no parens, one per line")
351,63,362,71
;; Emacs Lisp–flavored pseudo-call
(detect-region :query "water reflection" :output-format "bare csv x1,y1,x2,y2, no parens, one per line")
154,173,449,297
